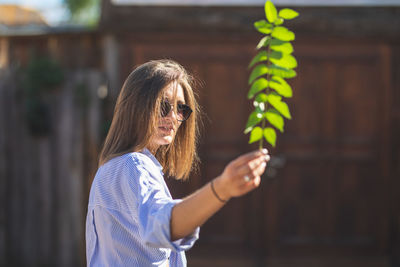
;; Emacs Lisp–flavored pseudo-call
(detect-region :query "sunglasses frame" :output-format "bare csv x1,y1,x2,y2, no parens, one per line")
160,99,192,122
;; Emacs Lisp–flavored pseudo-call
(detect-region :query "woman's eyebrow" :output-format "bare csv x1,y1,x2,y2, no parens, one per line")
164,96,185,104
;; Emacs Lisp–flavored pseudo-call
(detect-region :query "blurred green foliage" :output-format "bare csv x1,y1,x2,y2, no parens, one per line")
63,0,101,26
22,56,64,136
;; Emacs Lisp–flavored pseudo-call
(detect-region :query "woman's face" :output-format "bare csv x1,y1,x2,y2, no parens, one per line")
148,82,185,152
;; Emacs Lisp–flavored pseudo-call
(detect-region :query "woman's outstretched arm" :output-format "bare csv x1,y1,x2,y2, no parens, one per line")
170,149,270,241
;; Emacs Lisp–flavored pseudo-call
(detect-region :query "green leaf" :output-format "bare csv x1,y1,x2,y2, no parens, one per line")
267,93,291,119
268,64,297,78
249,51,268,69
249,126,263,144
279,8,299,20
269,76,293,97
249,64,268,84
268,50,283,60
271,26,295,41
256,36,271,49
274,17,284,26
254,20,273,34
270,39,294,54
248,78,268,99
265,0,277,23
270,54,298,69
263,127,277,147
265,109,284,132
244,111,263,134
255,93,268,103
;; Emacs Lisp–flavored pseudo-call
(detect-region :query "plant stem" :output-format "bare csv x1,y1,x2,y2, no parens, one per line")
259,118,266,150
258,29,273,150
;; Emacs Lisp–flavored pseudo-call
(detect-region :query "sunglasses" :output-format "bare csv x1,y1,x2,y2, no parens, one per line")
160,99,192,122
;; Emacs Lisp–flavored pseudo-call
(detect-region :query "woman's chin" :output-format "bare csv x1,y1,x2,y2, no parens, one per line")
162,136,173,144
149,134,175,149
158,136,173,146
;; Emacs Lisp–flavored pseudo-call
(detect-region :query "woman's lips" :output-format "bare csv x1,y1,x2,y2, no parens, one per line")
159,126,174,133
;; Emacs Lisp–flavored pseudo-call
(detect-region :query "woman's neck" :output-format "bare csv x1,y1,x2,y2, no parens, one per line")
146,144,159,155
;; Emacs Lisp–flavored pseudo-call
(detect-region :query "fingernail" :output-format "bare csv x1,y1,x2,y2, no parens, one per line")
265,155,270,161
262,148,268,155
261,162,266,168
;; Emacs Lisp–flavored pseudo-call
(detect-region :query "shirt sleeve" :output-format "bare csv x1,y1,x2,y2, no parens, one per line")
124,155,199,252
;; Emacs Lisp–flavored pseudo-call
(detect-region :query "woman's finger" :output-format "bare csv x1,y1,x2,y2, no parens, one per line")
236,154,269,178
243,175,262,190
242,161,267,182
254,161,267,177
231,149,268,168
253,176,261,187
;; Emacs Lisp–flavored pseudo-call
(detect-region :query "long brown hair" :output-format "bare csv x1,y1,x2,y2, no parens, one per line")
99,60,199,180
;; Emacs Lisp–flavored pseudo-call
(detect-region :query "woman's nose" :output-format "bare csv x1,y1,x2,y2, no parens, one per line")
165,107,178,121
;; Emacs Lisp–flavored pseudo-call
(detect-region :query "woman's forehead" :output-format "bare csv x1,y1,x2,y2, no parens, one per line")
163,82,185,102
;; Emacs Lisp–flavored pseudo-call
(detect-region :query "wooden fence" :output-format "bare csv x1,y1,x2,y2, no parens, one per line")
0,33,104,265
1,7,400,264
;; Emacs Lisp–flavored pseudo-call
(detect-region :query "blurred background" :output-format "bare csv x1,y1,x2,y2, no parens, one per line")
0,0,399,266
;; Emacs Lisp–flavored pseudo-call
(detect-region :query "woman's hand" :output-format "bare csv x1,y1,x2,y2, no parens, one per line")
213,149,270,202
171,149,270,240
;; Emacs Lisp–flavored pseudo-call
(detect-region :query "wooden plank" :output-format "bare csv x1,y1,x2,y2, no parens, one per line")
390,44,400,266
100,1,400,38
0,67,9,266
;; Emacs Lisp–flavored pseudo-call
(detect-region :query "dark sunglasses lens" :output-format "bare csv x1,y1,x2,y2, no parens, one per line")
178,104,192,121
161,100,192,121
161,101,171,117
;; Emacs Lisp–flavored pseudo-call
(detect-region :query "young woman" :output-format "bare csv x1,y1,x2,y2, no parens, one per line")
86,60,270,266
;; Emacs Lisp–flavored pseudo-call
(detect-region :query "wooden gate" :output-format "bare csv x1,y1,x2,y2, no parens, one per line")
117,34,393,266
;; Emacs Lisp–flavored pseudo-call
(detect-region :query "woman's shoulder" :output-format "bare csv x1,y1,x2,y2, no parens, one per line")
97,150,161,181
129,150,153,164
101,151,148,169
91,151,151,190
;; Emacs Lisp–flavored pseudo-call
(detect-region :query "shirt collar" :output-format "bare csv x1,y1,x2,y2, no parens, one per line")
141,148,163,172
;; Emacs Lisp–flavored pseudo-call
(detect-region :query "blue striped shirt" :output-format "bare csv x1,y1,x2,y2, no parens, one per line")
86,148,199,266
